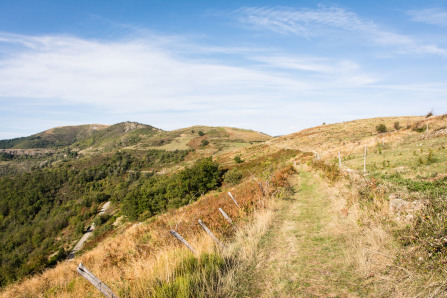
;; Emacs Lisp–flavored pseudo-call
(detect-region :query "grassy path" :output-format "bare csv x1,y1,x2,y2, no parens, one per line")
241,169,367,297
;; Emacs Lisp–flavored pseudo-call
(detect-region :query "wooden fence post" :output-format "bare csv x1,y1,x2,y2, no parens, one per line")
248,171,265,196
77,263,117,298
228,192,240,208
219,208,234,225
170,230,197,254
198,220,224,248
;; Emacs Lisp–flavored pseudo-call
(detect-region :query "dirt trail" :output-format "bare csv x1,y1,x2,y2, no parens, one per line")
67,201,111,260
242,169,367,297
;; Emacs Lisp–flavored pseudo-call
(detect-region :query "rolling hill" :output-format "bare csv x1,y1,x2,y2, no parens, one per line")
1,114,447,297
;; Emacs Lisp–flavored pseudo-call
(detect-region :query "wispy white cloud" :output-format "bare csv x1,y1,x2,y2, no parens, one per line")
0,29,445,139
237,6,371,37
0,31,382,137
235,6,447,57
407,8,447,26
0,31,379,110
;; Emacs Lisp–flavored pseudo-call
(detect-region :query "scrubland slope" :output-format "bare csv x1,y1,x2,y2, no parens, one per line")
1,114,446,297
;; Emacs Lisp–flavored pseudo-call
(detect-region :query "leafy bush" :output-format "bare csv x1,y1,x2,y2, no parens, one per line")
201,139,209,147
223,169,243,185
234,155,244,163
376,124,387,133
198,131,205,136
394,121,401,130
412,125,425,133
93,214,111,227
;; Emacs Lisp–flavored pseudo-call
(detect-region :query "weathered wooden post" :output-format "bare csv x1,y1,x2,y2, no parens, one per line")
170,230,196,254
77,263,117,298
219,208,234,225
198,220,224,248
228,192,240,208
248,170,265,196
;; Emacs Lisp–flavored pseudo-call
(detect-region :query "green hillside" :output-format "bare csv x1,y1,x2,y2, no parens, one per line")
0,121,272,288
3,116,446,297
0,124,109,149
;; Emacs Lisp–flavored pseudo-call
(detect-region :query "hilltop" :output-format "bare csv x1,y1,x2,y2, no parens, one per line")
0,124,110,149
1,114,446,297
0,122,270,153
0,122,271,176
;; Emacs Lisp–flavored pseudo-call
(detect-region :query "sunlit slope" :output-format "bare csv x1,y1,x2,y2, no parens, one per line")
270,115,445,155
0,124,109,149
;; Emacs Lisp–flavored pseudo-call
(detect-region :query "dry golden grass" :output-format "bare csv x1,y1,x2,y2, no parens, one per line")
4,115,445,297
1,160,294,297
133,125,271,153
270,115,446,158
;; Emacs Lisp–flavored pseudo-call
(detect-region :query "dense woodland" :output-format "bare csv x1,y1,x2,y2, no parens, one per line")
0,148,219,287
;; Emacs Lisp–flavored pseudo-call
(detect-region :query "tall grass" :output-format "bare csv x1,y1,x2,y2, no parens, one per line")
1,158,296,298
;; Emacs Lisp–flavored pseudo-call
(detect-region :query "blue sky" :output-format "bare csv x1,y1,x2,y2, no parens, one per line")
0,0,446,138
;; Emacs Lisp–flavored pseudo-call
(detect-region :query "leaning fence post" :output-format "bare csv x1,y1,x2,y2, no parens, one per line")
248,170,265,196
198,220,225,248
77,263,117,298
219,208,234,225
228,192,240,208
170,230,197,254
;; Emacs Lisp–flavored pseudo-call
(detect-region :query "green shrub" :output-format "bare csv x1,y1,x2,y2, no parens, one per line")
93,214,111,227
376,124,387,133
394,121,401,130
224,169,243,185
198,131,205,136
201,140,209,147
412,126,425,133
234,155,244,164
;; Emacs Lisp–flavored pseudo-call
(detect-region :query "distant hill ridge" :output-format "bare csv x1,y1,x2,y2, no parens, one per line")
0,122,157,149
0,122,271,151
